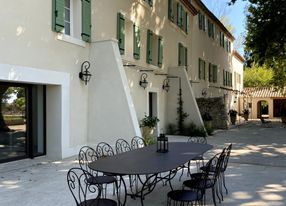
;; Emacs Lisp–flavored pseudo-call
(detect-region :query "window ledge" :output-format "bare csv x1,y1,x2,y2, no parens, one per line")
168,21,188,37
57,34,86,47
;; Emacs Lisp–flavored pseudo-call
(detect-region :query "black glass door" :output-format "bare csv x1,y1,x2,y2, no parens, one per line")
0,83,45,163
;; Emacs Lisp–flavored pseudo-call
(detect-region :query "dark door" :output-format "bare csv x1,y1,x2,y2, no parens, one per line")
0,83,46,163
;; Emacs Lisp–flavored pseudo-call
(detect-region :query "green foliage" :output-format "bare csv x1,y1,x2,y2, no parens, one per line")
244,64,273,87
177,88,189,134
228,109,237,116
182,122,207,137
144,136,156,146
204,122,214,136
140,114,159,128
167,123,177,135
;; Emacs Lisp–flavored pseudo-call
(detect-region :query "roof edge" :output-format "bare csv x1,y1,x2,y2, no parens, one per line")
180,0,198,16
233,50,245,63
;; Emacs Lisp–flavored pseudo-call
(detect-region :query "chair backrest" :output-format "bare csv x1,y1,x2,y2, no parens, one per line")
187,136,207,144
115,139,132,154
78,146,97,175
131,136,146,150
67,167,100,206
96,142,115,158
222,143,232,172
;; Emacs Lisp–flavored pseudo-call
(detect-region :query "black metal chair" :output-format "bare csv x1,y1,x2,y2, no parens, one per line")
67,167,118,206
115,139,132,154
78,146,117,198
179,136,207,181
183,151,226,206
96,142,115,158
220,143,232,199
167,154,217,206
130,136,146,150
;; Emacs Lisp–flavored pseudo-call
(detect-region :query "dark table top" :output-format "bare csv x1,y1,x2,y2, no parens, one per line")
88,142,213,175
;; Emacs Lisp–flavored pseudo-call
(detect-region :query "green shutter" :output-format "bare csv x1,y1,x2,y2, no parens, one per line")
203,60,206,79
158,36,163,67
146,30,153,64
52,0,65,32
198,58,201,79
81,0,91,42
117,13,125,55
178,43,182,66
133,24,140,60
213,65,217,83
177,3,182,27
209,63,212,82
208,20,211,37
184,47,188,67
168,0,174,21
198,12,202,30
186,13,190,34
148,0,153,7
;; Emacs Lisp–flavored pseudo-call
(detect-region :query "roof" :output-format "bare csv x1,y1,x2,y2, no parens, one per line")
180,0,198,16
233,50,245,63
192,0,235,41
242,87,286,98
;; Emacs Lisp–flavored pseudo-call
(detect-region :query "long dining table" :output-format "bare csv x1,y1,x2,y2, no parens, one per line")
88,142,213,206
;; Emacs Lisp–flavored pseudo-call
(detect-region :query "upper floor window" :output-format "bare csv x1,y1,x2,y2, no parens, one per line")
209,63,217,83
207,19,215,39
52,0,91,42
178,43,188,66
168,0,190,34
220,31,225,48
117,13,125,55
147,30,163,67
198,11,206,31
223,70,232,87
198,58,206,80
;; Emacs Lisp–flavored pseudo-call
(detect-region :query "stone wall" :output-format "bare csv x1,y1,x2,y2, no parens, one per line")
196,97,228,129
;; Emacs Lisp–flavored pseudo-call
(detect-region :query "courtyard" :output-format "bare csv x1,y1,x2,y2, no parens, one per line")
0,120,285,206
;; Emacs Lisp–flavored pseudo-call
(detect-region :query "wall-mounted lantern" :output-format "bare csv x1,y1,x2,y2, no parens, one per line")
139,73,148,89
79,61,92,85
162,78,170,92
202,88,207,97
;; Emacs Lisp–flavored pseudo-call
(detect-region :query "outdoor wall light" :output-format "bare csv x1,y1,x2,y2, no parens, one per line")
139,73,148,89
202,88,207,97
79,61,92,85
162,78,170,92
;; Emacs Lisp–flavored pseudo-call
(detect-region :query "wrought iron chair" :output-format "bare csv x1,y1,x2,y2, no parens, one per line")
78,146,117,198
96,142,115,158
167,153,217,206
67,167,118,206
130,136,146,150
179,136,207,181
183,150,226,206
219,143,232,199
115,139,132,154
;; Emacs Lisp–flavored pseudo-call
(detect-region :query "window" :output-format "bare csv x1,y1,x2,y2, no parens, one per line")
223,70,232,86
52,0,91,42
117,13,125,55
226,40,231,52
147,30,163,67
133,24,140,59
198,58,206,80
207,19,214,39
168,1,190,33
178,43,187,66
198,11,206,31
220,32,225,47
209,63,217,83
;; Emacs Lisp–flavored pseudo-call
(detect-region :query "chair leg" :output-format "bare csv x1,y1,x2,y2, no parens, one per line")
212,187,217,206
222,172,228,194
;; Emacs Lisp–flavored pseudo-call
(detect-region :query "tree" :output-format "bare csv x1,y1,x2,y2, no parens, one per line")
230,0,286,88
244,64,273,87
0,86,10,131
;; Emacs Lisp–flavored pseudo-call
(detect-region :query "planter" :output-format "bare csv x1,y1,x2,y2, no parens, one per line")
230,115,236,125
281,116,286,124
243,114,249,121
141,126,155,145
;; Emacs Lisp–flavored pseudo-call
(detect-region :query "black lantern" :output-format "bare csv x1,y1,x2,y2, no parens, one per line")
157,133,168,153
139,73,148,89
162,78,170,92
79,61,92,85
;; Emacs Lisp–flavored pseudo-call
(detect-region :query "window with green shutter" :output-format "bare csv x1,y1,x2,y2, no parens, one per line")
133,24,140,60
213,65,217,83
178,43,183,66
199,58,205,80
117,13,125,55
184,47,188,67
177,3,182,27
148,0,153,7
168,0,174,21
146,30,153,64
209,63,213,82
52,0,65,32
81,0,91,42
158,36,163,67
198,12,202,30
186,13,190,34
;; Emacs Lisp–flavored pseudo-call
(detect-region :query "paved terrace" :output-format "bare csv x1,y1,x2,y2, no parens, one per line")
0,120,285,206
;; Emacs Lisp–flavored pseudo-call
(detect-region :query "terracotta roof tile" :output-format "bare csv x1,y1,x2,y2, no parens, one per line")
242,87,286,98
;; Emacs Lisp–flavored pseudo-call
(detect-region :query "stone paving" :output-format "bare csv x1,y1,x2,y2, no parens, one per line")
0,120,285,206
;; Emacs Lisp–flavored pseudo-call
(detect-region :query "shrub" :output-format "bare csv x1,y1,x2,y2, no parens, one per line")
140,114,159,128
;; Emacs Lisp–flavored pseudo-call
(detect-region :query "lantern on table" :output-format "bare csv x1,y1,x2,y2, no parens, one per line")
157,133,168,153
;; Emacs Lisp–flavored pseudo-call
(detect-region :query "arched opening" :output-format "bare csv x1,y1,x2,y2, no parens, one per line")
257,100,269,118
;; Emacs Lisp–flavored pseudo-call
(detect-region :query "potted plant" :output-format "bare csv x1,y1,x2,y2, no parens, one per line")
140,114,159,145
228,109,237,125
242,109,250,121
202,112,213,132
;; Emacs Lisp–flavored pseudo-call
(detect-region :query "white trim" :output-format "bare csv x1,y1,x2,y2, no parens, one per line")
0,63,70,160
57,33,86,47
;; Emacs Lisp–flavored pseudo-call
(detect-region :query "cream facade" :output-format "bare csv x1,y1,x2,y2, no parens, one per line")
0,0,243,161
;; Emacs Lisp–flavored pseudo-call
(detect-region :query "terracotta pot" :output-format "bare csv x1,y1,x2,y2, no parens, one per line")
243,114,249,121
141,126,154,139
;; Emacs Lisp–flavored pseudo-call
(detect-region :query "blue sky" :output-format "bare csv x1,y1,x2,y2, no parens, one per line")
202,0,248,54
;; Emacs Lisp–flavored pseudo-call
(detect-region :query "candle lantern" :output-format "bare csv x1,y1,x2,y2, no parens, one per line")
157,133,168,153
